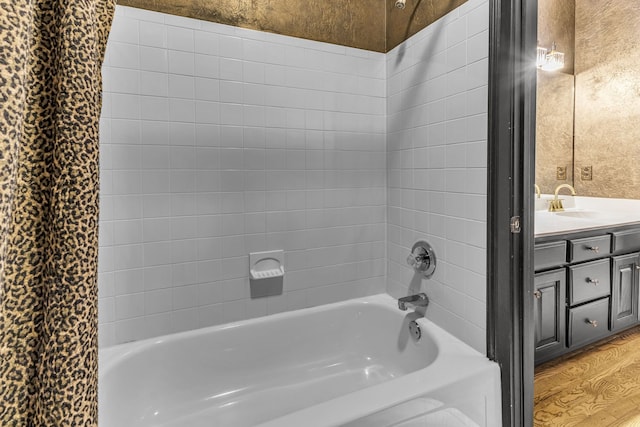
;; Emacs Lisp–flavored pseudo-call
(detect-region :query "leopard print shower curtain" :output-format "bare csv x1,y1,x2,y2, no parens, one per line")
0,0,113,425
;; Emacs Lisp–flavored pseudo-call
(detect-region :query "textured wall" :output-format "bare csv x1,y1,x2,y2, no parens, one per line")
99,6,387,346
117,0,385,52
535,0,575,194
535,71,574,194
536,0,640,199
573,0,640,198
386,0,489,353
386,0,467,51
117,0,466,52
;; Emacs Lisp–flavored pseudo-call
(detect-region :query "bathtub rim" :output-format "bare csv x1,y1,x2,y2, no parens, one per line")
99,293,500,427
100,293,441,373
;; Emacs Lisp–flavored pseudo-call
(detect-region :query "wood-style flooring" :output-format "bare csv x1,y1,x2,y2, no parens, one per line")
534,326,640,426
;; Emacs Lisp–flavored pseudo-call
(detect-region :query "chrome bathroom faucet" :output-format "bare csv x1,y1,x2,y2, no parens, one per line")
397,293,429,311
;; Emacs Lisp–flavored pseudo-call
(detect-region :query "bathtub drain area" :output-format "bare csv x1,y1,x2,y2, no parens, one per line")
409,321,422,341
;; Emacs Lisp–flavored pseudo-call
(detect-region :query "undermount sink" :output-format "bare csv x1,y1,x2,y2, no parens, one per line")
553,210,608,219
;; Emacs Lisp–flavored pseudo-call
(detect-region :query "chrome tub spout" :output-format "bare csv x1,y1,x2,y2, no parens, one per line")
398,293,429,311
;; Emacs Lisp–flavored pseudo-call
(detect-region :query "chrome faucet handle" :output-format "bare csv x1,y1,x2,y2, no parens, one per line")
406,241,436,278
407,253,427,268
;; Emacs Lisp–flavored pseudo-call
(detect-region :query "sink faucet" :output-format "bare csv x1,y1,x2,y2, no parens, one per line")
548,184,576,212
534,184,541,199
398,293,429,311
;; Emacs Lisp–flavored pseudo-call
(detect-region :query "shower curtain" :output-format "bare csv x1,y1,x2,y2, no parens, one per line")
0,0,113,425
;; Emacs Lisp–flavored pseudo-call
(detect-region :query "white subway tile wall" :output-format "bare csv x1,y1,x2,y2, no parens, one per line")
99,0,489,353
386,0,489,353
99,6,387,346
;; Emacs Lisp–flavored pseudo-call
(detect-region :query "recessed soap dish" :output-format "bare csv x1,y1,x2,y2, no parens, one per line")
249,250,284,280
250,264,284,280
249,250,284,298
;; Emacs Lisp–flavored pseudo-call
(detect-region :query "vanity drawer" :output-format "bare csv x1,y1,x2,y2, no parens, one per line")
568,259,611,305
534,241,567,271
568,235,611,263
568,298,610,348
611,228,640,253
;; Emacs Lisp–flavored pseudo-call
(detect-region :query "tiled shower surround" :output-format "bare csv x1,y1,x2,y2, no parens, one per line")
99,0,488,352
386,0,489,351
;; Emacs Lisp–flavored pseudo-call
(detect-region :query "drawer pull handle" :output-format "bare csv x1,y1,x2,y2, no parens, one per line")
586,246,599,253
534,290,542,299
586,319,598,328
586,277,600,285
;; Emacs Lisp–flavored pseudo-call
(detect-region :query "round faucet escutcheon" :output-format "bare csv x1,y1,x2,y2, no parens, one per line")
406,240,436,278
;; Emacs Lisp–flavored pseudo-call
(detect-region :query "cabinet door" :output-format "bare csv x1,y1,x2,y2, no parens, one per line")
534,269,567,363
611,253,640,332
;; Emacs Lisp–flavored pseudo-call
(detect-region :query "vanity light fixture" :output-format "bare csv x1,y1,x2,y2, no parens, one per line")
537,42,565,71
536,46,548,68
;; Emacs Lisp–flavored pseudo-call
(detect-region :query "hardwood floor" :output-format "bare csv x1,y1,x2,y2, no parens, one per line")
534,326,640,426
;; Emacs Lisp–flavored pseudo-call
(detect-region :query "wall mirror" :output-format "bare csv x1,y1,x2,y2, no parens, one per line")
535,0,640,200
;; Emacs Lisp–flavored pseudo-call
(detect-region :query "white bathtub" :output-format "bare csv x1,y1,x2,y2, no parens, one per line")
99,294,501,426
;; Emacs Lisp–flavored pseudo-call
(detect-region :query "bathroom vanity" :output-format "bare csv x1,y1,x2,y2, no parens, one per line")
534,196,640,364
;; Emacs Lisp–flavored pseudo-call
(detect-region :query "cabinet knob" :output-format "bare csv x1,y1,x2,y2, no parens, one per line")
586,319,598,328
533,290,542,299
586,246,599,253
586,277,600,285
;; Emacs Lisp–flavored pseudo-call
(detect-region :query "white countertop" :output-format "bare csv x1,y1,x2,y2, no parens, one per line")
534,196,640,237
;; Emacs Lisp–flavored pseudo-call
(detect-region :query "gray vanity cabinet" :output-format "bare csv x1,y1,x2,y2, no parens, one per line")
534,269,566,362
534,226,640,364
611,253,640,331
